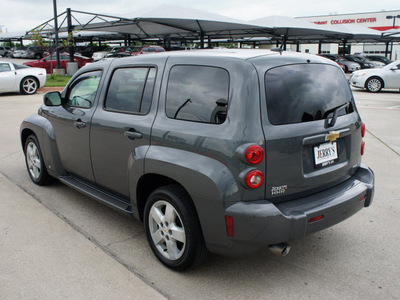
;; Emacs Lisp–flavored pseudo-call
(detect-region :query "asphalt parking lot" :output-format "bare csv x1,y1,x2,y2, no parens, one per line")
0,84,399,299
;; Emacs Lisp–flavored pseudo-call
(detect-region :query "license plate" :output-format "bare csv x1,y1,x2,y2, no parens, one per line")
314,142,338,166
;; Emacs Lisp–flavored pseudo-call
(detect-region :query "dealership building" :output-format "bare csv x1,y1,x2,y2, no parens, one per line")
296,10,400,59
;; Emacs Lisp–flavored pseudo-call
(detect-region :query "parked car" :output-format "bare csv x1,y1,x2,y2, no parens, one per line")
350,60,400,92
354,55,384,68
25,46,45,59
343,55,374,69
103,52,132,59
0,46,12,57
366,55,392,65
92,46,130,61
128,46,166,56
0,61,46,94
318,54,361,73
23,53,91,73
20,49,374,270
12,47,28,58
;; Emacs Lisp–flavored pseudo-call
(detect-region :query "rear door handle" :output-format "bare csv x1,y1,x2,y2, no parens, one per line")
74,119,86,129
124,130,143,140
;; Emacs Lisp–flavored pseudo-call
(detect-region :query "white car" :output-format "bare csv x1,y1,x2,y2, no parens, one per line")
350,60,400,92
0,61,46,95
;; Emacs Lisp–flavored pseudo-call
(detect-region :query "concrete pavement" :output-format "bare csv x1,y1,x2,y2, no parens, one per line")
0,172,166,300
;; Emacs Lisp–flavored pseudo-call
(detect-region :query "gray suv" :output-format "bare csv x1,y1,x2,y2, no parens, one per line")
20,50,374,270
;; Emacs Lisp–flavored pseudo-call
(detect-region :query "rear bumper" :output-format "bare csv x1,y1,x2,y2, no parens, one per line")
215,164,374,256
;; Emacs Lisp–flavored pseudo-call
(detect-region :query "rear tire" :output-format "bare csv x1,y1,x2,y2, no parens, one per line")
365,77,383,93
144,185,207,271
20,77,39,95
24,135,52,185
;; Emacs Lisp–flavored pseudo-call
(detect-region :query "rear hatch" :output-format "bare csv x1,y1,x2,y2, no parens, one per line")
262,63,362,202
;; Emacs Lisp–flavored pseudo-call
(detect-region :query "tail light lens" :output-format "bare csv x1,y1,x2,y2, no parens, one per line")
225,216,234,237
245,145,264,165
361,123,365,156
361,123,366,137
361,141,365,155
245,170,264,189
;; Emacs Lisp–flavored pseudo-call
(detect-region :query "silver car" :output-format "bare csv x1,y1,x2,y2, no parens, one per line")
337,57,361,73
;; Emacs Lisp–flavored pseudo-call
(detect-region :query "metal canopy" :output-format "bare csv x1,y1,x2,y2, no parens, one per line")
26,6,400,45
31,6,274,40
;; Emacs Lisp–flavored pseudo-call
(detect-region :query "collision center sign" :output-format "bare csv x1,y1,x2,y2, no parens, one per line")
314,18,377,25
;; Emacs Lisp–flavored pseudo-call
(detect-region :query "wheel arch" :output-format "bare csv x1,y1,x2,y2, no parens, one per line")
20,114,65,176
365,76,385,89
136,174,192,222
21,128,36,153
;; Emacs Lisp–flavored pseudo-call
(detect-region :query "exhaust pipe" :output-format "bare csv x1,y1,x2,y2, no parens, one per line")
268,243,291,257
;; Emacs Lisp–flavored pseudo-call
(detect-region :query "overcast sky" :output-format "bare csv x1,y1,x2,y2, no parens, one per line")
1,0,399,33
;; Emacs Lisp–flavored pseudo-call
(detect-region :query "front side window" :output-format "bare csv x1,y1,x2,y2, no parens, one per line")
166,65,229,124
265,64,354,125
105,67,156,114
67,71,102,108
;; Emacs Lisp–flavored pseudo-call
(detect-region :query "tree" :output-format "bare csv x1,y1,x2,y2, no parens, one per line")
28,28,57,78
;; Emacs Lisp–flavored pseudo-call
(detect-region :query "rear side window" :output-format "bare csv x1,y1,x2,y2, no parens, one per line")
105,67,156,114
265,64,354,125
13,63,29,70
166,65,229,124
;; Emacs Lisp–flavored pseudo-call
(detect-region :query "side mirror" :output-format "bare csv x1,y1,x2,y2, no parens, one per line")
44,91,62,106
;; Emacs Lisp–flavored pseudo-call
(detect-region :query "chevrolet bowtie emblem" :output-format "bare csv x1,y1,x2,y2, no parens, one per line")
325,131,340,142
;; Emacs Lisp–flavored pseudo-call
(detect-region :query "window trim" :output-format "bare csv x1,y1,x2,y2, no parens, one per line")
165,64,230,125
103,66,157,116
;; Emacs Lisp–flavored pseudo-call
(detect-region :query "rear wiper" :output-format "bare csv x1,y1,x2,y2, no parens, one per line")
323,102,352,128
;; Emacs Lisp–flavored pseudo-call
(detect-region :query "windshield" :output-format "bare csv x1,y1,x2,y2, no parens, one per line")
265,64,354,125
384,60,400,69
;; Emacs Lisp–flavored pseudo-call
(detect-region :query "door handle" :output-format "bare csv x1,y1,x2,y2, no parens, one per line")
124,130,143,140
74,119,86,129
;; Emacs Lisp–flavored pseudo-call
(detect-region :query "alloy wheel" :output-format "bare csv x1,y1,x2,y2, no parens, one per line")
26,141,42,180
148,200,186,260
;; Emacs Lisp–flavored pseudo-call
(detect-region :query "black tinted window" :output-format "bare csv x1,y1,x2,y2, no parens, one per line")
166,66,229,124
105,67,155,114
265,64,353,125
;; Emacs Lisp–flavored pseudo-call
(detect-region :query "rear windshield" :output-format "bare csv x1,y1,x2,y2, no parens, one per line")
265,64,354,125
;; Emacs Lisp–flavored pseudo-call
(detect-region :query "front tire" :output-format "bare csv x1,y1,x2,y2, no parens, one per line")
24,135,52,185
20,77,39,95
144,185,207,271
366,77,383,93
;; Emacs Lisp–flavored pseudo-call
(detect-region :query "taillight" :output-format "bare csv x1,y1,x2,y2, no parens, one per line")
245,170,264,189
245,145,264,165
225,216,234,237
361,122,366,138
361,141,365,155
308,215,324,223
361,123,366,156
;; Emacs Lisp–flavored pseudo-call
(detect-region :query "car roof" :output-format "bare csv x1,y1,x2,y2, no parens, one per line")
83,49,338,73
